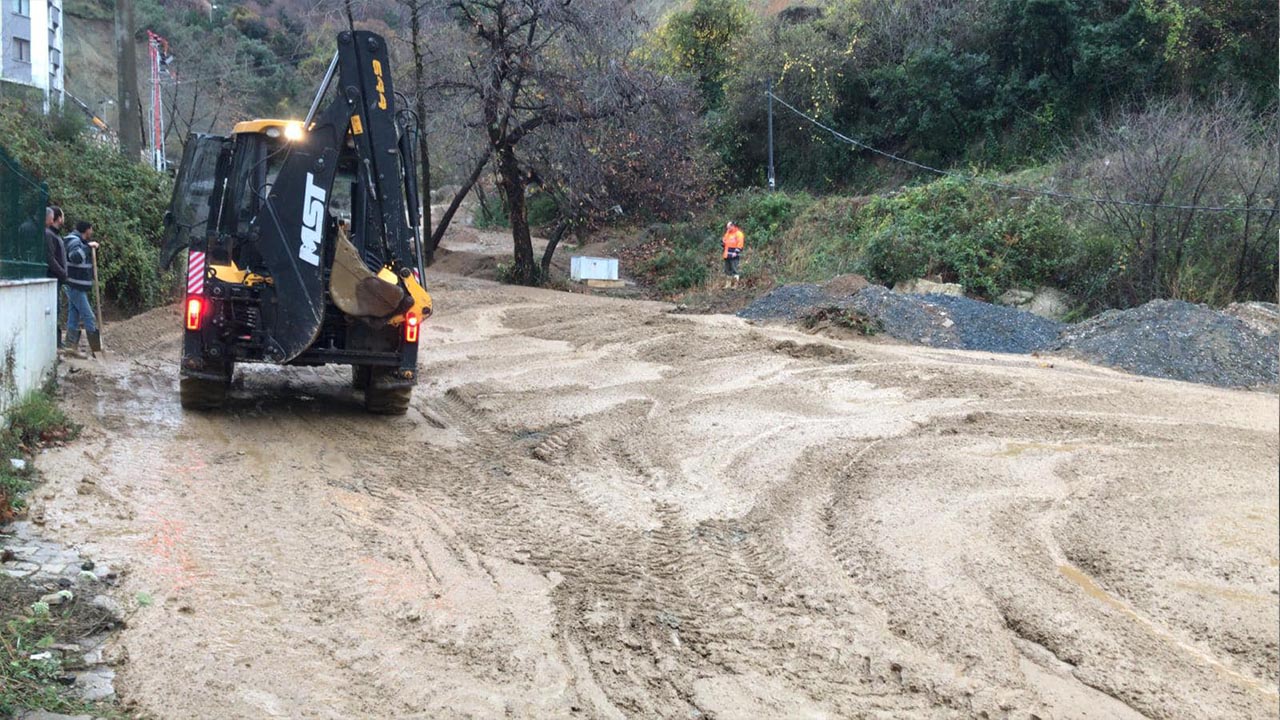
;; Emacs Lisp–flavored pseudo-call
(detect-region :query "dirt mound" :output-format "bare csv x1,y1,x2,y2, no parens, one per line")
821,273,870,296
429,248,501,280
1053,299,1280,388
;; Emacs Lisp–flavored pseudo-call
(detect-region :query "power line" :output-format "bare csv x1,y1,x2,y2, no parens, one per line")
767,91,1278,216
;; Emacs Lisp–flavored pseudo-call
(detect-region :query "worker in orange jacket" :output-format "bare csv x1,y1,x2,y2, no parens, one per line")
722,221,744,289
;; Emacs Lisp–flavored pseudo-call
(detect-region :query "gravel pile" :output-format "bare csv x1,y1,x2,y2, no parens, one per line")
739,284,1063,354
739,284,1279,389
736,284,834,322
1052,300,1279,388
848,287,1064,354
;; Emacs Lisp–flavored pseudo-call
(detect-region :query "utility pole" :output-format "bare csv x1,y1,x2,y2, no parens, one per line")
114,0,142,162
766,78,776,191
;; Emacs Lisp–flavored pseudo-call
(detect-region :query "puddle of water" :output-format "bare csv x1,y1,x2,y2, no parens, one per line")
999,442,1084,457
1058,564,1279,700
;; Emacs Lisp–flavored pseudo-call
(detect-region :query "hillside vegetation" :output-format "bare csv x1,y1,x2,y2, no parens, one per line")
26,0,1279,315
632,0,1277,310
0,99,173,311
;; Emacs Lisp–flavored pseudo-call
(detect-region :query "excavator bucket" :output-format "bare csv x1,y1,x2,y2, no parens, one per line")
330,229,409,319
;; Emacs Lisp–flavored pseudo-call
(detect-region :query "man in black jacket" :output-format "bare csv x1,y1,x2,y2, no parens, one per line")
44,207,67,349
63,221,101,358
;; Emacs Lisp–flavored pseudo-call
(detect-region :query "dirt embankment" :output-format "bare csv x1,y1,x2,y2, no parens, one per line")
27,273,1280,719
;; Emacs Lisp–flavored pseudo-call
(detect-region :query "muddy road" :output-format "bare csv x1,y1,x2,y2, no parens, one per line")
33,273,1279,719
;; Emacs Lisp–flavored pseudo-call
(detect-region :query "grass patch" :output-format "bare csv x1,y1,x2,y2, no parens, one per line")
1,391,123,718
1,391,80,523
0,575,124,718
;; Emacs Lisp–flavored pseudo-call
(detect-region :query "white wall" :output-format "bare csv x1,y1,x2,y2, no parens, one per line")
29,0,47,90
0,279,58,416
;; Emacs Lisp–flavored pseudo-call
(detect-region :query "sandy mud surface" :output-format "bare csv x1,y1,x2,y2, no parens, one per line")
31,272,1279,718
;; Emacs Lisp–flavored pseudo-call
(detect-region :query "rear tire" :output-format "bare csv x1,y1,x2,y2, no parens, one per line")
364,384,411,415
180,376,227,410
352,365,372,390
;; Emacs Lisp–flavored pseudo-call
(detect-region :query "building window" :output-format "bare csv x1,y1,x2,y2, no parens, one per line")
48,3,60,29
15,38,31,63
14,0,31,16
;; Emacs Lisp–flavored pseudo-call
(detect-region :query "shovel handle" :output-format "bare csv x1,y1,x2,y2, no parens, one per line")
91,246,105,352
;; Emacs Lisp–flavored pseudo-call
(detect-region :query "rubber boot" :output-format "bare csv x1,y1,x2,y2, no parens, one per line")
87,330,103,357
62,330,85,358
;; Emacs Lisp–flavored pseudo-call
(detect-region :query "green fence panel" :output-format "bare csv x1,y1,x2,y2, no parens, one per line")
0,144,50,281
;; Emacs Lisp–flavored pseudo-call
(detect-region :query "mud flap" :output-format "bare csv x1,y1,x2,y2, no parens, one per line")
330,231,410,318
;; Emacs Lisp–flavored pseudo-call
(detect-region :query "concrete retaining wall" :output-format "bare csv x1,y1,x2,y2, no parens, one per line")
0,278,58,416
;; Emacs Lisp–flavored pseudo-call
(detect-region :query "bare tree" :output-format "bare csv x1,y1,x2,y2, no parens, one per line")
1062,97,1278,306
430,0,660,284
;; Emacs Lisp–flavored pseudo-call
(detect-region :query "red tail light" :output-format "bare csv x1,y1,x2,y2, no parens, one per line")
404,311,419,343
185,296,204,330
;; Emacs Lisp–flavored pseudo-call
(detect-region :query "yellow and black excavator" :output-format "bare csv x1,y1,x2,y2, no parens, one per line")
160,30,430,414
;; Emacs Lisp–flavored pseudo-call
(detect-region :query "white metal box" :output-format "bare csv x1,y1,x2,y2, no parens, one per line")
570,256,619,281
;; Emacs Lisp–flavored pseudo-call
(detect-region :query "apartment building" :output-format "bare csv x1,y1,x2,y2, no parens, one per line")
1,0,64,102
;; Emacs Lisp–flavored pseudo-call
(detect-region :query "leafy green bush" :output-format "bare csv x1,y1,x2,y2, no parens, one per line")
640,248,709,292
526,192,559,228
856,178,1073,298
718,190,814,248
474,194,509,229
0,99,174,311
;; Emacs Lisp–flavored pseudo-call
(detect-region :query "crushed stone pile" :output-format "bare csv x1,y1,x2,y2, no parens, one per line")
847,287,1064,354
1052,300,1279,389
738,284,1279,388
736,284,833,322
739,285,1063,354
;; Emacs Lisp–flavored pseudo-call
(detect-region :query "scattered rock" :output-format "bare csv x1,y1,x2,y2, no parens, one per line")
998,289,1035,306
893,278,964,296
80,560,95,571
72,667,115,702
91,594,124,621
1028,286,1073,321
8,458,27,471
40,590,73,606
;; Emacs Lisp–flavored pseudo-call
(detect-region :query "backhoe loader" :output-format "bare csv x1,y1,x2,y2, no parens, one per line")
160,30,431,414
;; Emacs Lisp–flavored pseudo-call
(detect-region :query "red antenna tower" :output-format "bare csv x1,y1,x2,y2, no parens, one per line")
146,30,173,171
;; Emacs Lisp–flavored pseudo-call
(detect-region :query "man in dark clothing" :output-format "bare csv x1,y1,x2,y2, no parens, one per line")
63,221,102,358
45,207,68,349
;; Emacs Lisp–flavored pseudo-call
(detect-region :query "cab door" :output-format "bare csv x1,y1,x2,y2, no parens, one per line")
160,133,230,269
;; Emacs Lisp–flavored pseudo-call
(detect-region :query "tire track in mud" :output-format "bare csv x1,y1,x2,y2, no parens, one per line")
36,279,1279,720
366,356,983,717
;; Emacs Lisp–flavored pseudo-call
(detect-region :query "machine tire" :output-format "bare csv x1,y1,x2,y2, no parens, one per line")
180,376,228,410
364,385,412,415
